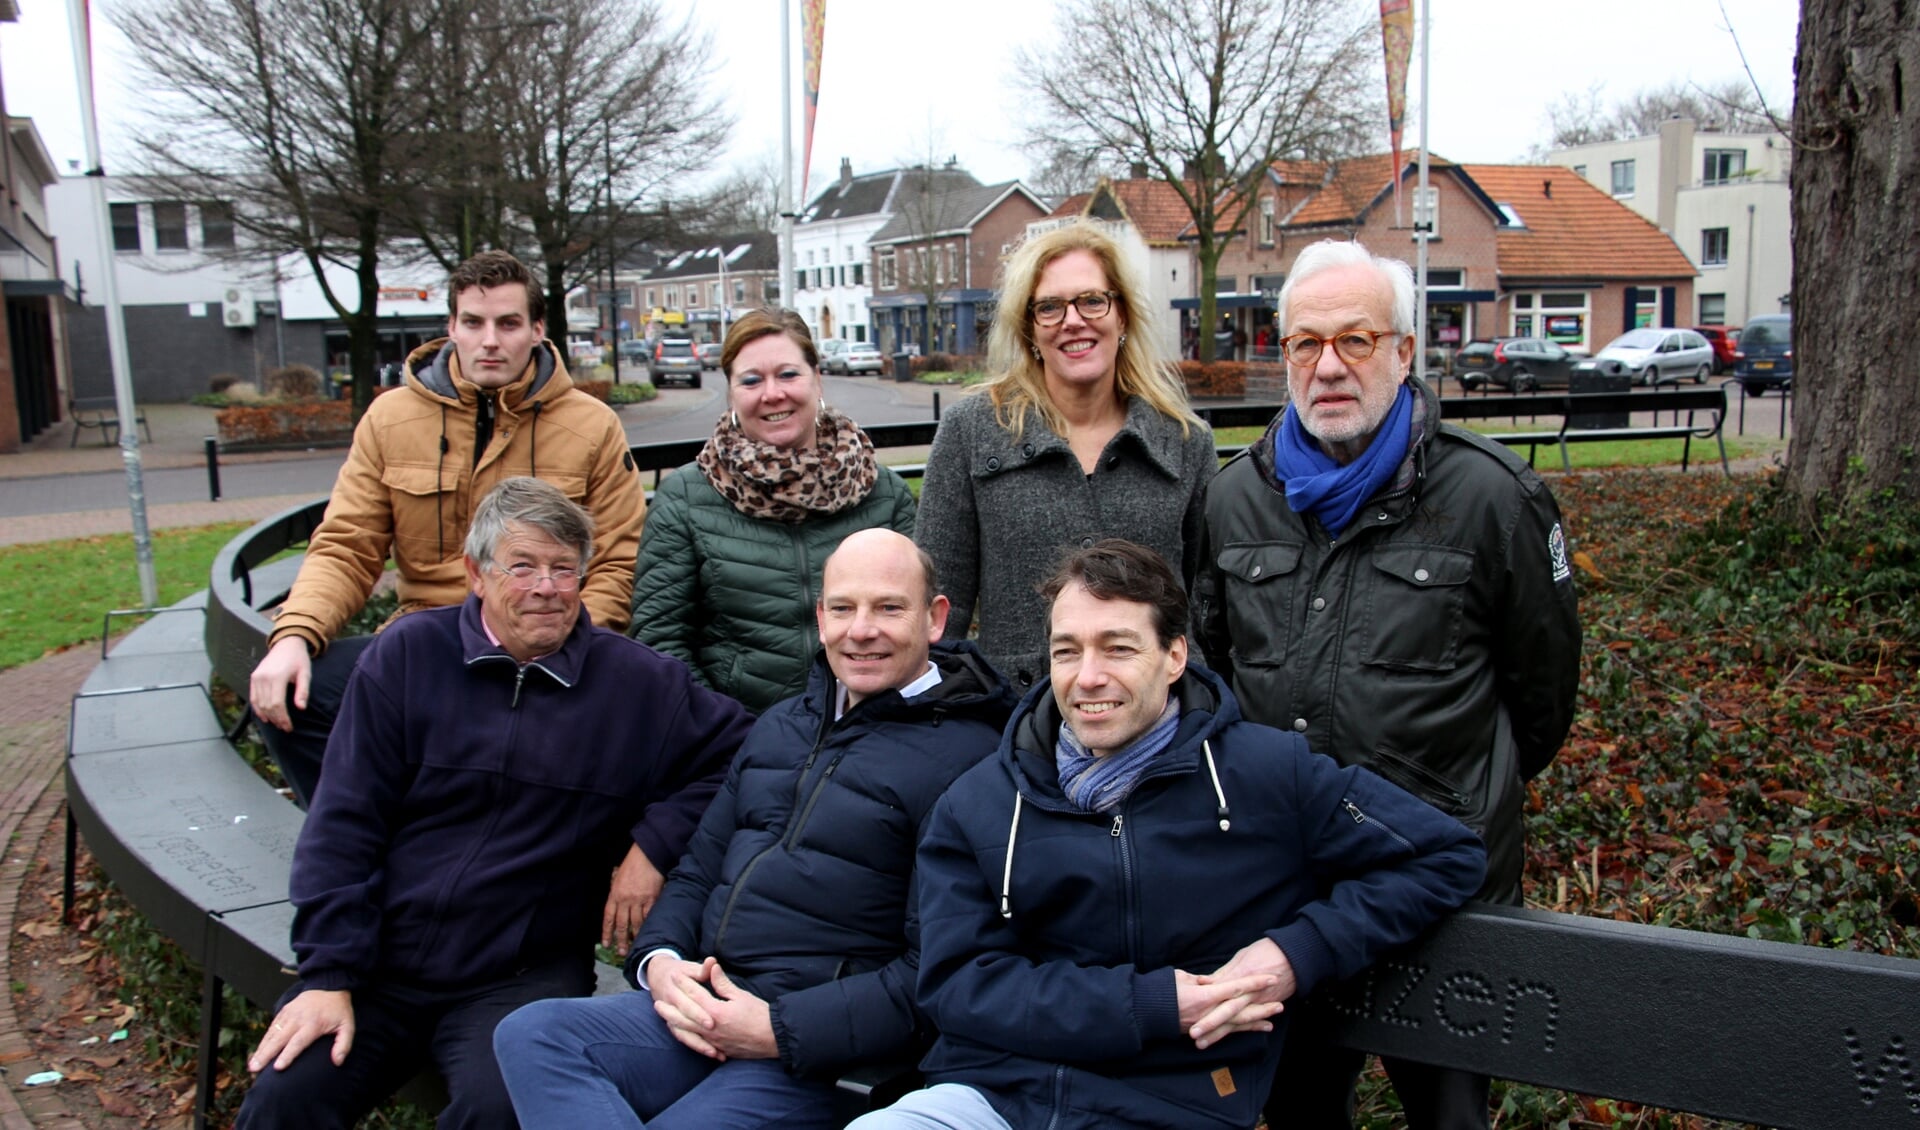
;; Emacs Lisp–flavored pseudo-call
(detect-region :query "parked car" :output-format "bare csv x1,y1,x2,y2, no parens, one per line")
648,337,702,387
1731,314,1794,396
821,338,885,376
1691,324,1741,374
1454,337,1582,391
696,342,722,369
1580,327,1715,386
616,339,649,362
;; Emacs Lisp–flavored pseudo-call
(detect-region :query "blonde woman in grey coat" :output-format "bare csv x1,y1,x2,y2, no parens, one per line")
914,221,1215,689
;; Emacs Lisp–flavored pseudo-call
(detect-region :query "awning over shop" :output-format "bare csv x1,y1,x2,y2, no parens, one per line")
1171,293,1274,310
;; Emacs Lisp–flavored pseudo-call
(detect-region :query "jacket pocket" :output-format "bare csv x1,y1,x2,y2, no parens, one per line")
382,463,459,562
1360,544,1473,672
1365,744,1472,816
1214,542,1303,665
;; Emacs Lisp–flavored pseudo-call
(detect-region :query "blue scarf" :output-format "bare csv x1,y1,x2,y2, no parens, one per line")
1055,701,1181,813
1271,384,1414,537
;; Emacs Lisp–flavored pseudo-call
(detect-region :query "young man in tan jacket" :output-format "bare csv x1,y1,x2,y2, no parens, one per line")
248,250,645,805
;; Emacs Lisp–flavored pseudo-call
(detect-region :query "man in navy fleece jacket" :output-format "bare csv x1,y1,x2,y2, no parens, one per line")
234,478,752,1130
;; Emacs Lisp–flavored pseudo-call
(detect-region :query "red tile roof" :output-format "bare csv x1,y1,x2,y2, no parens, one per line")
1277,151,1461,227
1048,178,1198,244
1462,164,1696,279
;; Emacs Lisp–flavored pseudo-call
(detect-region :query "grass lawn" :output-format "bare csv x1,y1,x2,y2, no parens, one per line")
0,522,250,670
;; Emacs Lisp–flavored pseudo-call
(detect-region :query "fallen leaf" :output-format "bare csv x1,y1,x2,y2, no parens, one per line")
16,921,62,940
60,1067,100,1083
95,1086,142,1118
0,1049,34,1064
78,1054,122,1069
56,951,98,966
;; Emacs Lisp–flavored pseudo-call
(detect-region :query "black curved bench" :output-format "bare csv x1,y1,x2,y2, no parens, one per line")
66,432,1920,1130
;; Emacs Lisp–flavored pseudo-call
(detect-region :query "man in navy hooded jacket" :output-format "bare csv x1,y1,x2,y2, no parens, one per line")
234,478,752,1130
849,540,1486,1130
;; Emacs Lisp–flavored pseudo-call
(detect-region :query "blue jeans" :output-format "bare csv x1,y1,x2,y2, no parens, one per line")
493,991,838,1130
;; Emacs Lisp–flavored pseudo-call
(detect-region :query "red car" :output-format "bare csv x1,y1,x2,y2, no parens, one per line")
1691,325,1741,375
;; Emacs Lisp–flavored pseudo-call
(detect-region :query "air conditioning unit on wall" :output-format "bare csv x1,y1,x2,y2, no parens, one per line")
222,288,257,328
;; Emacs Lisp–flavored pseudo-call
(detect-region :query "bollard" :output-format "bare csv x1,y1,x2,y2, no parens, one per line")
933,391,941,421
205,436,222,502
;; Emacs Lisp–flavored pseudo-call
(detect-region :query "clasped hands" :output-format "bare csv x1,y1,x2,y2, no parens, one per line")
646,955,778,1062
1175,937,1298,1051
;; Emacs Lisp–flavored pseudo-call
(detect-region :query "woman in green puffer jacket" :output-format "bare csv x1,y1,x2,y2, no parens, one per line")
629,308,916,713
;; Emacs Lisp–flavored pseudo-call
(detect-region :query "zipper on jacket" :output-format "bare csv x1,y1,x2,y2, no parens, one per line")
1341,798,1416,853
715,715,840,953
511,666,527,709
784,750,848,850
1044,1064,1066,1130
1112,810,1140,966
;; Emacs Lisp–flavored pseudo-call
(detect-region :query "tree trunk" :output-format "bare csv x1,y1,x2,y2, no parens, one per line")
1786,0,1920,511
349,247,382,421
1196,242,1220,365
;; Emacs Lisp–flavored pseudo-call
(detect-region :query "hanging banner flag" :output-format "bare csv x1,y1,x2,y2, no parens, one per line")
801,0,828,202
1379,0,1414,225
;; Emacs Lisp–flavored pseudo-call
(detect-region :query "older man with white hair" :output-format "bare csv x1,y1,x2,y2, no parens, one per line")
1193,239,1581,1130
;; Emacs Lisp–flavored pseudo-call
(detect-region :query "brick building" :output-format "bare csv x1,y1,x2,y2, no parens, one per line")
866,180,1047,356
1207,152,1697,364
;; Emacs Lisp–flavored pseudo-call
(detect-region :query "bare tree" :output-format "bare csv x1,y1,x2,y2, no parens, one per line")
116,0,444,414
1784,0,1920,510
1019,0,1377,362
1022,139,1131,199
400,0,732,328
1542,79,1779,151
678,151,784,241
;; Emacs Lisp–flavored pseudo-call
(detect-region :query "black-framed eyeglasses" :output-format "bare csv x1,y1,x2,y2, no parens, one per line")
1030,290,1119,327
488,562,582,591
1277,330,1404,366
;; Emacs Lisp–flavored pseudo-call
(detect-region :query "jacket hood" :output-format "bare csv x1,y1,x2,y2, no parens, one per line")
405,336,568,409
1000,662,1239,812
796,638,1018,731
991,663,1242,921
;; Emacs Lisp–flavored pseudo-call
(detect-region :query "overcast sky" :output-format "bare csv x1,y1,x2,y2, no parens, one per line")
3,0,1799,194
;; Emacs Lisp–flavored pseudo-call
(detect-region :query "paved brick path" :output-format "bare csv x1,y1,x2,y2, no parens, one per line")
0,646,103,1127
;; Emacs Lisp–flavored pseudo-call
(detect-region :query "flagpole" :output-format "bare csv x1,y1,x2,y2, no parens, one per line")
778,0,795,315
1413,0,1432,387
70,0,157,605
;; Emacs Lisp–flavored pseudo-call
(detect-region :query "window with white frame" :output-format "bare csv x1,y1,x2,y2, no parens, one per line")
109,203,140,252
1258,196,1274,246
152,201,189,251
1701,228,1730,266
199,202,235,250
1699,293,1726,323
733,279,746,303
644,288,656,308
878,248,896,288
1610,160,1636,197
711,282,722,306
1510,291,1592,349
1702,149,1746,185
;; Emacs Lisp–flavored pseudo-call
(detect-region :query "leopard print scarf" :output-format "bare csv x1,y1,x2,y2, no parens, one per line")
697,405,880,524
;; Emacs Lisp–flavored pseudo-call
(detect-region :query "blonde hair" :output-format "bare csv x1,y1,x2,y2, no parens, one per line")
981,221,1196,441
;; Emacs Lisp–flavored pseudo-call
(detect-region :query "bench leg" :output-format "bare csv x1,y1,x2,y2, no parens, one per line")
197,966,224,1130
62,806,76,922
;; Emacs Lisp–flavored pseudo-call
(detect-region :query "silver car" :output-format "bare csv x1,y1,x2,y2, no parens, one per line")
1578,327,1716,386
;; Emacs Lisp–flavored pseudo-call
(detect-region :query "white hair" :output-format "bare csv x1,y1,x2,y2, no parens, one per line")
1277,240,1416,335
